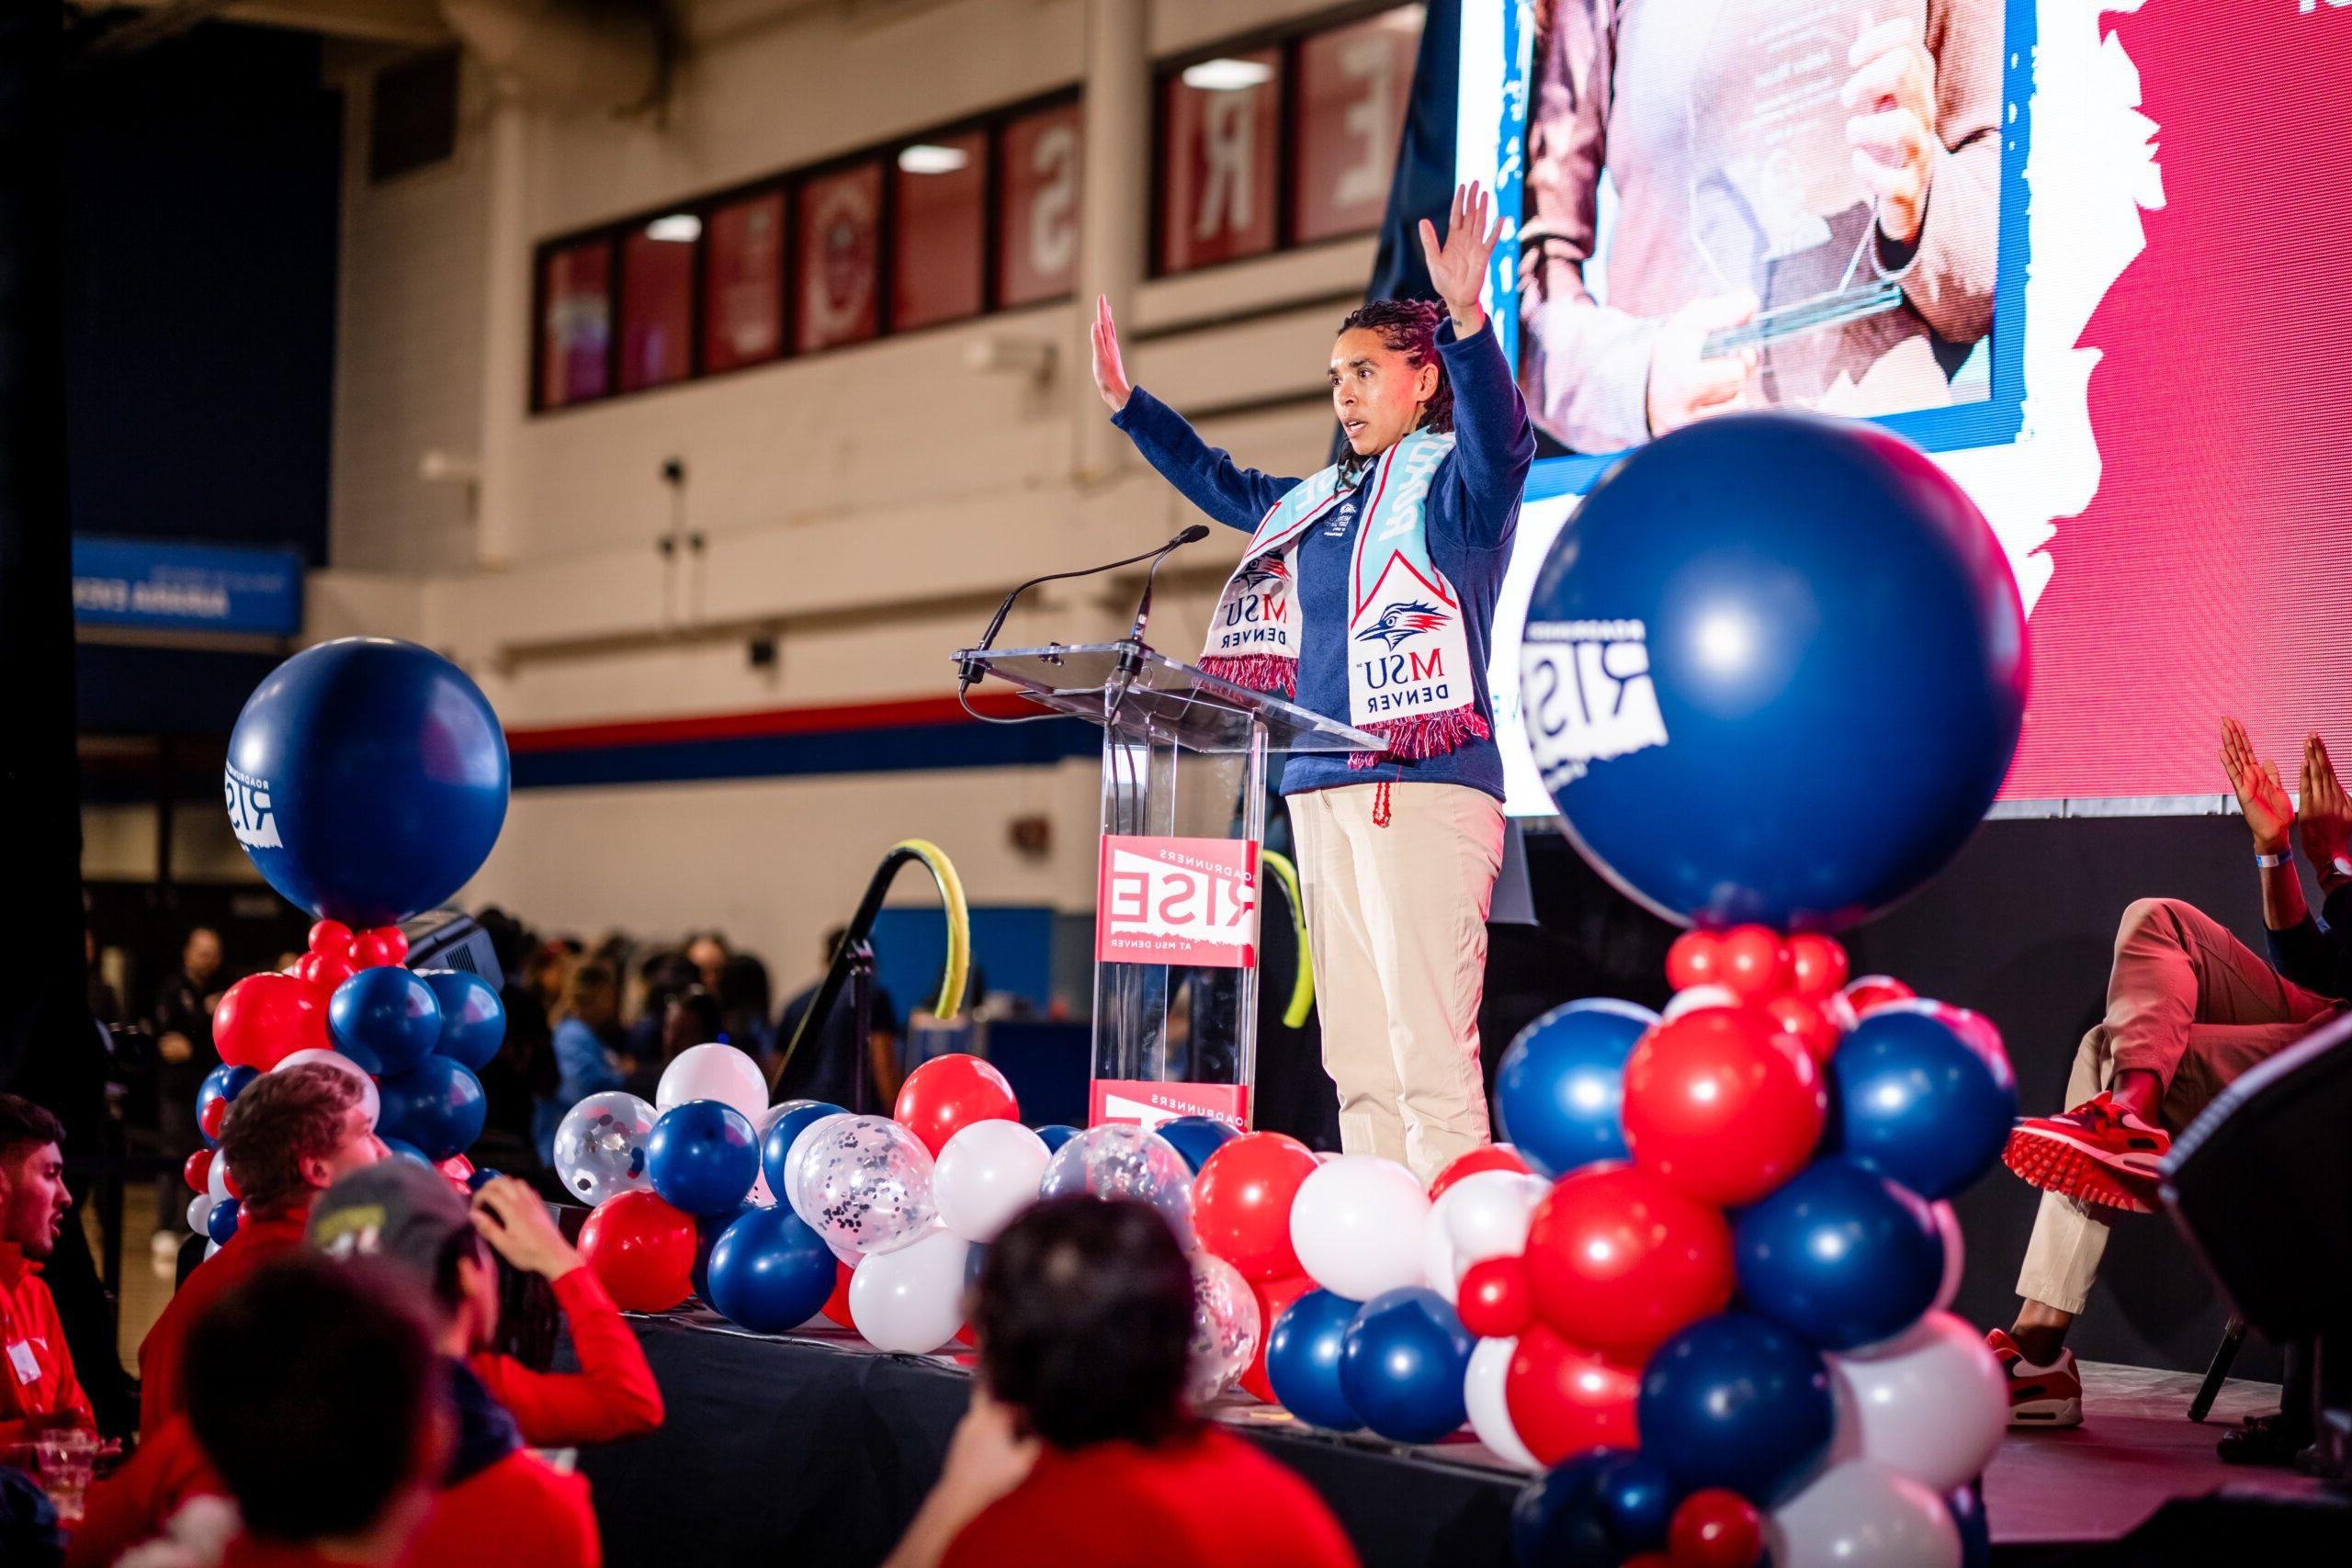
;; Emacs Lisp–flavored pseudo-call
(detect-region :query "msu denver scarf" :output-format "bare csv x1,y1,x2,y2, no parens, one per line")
1199,430,1488,769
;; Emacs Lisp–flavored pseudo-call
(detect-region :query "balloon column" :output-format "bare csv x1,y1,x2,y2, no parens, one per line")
1481,412,2029,1567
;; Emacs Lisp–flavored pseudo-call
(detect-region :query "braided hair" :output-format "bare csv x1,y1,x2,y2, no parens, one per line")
1336,298,1454,434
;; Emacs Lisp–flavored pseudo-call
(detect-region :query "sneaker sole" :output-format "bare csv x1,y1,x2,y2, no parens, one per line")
2004,1130,2161,1213
2009,1395,2084,1428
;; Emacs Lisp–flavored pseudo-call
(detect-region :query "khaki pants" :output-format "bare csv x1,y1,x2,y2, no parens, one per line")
2017,897,2343,1314
1289,782,1506,1183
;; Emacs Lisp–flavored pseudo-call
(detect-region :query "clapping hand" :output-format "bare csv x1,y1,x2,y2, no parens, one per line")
2221,716,2294,856
2300,732,2351,885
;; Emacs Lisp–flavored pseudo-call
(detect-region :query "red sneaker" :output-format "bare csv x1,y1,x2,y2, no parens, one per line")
2002,1091,2170,1213
1988,1329,2084,1427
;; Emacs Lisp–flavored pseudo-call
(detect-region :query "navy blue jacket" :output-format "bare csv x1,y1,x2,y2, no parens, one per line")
2267,882,2352,999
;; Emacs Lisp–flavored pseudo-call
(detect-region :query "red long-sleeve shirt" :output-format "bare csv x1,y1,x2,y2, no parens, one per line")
468,1266,663,1447
0,1242,94,1444
137,1211,311,1438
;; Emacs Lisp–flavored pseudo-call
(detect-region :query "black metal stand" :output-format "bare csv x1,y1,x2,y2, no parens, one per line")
847,941,876,1115
2191,1314,2248,1423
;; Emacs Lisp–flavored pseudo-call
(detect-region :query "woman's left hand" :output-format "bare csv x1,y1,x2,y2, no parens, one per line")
1419,181,1505,336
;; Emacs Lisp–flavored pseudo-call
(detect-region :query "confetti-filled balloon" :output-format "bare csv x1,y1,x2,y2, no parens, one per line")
793,1114,940,1258
553,1091,659,1208
1038,1124,1196,1251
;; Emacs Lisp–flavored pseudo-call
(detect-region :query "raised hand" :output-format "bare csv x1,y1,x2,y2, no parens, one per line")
2221,716,2294,855
1090,294,1133,413
1418,181,1506,335
471,1174,584,1280
2300,732,2351,875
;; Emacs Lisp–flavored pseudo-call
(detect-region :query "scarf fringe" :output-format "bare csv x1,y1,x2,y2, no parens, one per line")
1349,707,1492,770
1200,653,1296,697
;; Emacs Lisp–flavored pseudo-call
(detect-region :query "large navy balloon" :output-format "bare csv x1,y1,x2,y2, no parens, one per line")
1637,1312,1835,1505
225,637,509,927
1264,1289,1363,1433
377,1056,488,1163
649,1100,760,1216
1338,1288,1474,1444
417,969,506,1072
1733,1156,1943,1349
1510,1449,1682,1568
707,1206,837,1333
1828,1004,2018,1200
758,1101,845,1200
328,966,442,1077
1494,999,1655,1176
1515,413,2026,931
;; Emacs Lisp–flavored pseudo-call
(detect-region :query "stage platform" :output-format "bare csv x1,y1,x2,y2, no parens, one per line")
564,1311,2349,1568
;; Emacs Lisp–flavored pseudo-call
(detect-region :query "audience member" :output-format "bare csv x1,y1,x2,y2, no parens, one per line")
1995,719,2352,1433
715,953,775,1066
149,928,225,1260
623,952,697,1071
139,1065,385,1436
537,962,624,1165
84,931,120,1030
775,928,901,1113
684,933,730,992
0,1096,93,1443
886,1198,1357,1568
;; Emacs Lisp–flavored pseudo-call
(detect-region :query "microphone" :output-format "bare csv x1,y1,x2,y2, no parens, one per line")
958,525,1211,695
1124,524,1211,656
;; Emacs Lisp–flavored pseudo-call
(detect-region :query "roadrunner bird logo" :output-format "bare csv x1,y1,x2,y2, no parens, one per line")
1236,558,1289,592
1355,600,1451,650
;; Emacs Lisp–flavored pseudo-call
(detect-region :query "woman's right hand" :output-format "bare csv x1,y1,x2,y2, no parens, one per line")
1091,293,1133,412
2221,715,2294,855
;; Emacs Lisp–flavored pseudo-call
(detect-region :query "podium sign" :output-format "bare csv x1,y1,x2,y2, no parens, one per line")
956,642,1381,1130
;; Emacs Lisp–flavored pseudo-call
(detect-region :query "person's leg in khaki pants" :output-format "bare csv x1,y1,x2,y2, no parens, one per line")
1290,787,1408,1164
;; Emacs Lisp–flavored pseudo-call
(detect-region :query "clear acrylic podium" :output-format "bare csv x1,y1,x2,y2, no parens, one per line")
954,641,1381,1129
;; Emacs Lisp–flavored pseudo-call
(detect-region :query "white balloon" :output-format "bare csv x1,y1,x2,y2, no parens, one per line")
783,1113,854,1224
206,1147,232,1207
1290,1155,1430,1302
1424,1171,1551,1303
186,1195,214,1234
1464,1336,1542,1472
1662,984,1741,1021
656,1043,769,1122
273,1048,381,1131
1768,1461,1961,1568
1827,1312,2007,1493
848,1225,971,1354
203,1239,220,1261
934,1121,1051,1244
1929,1201,1964,1314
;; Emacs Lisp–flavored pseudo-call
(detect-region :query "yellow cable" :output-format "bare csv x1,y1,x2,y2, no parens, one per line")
1260,849,1314,1029
890,839,970,1021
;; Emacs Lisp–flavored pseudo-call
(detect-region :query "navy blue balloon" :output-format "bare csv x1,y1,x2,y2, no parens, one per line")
465,1168,502,1192
380,1137,432,1166
1510,1449,1683,1568
328,966,442,1077
376,1056,489,1163
1828,1005,2018,1200
1948,1480,1990,1568
1264,1289,1363,1433
225,637,510,927
196,1065,259,1148
1339,1287,1475,1444
963,1240,990,1294
1493,999,1655,1176
649,1100,760,1216
1638,1312,1835,1505
417,969,505,1071
758,1101,845,1199
1517,412,2027,931
1035,1124,1080,1153
1734,1156,1942,1350
692,1201,759,1301
1156,1115,1239,1174
206,1197,242,1245
707,1206,838,1333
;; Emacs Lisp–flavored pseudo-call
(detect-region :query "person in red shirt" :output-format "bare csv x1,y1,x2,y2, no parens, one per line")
0,1095,94,1444
138,1065,386,1437
887,1197,1360,1568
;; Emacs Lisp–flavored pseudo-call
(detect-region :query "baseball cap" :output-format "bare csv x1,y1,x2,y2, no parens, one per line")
307,1157,477,1286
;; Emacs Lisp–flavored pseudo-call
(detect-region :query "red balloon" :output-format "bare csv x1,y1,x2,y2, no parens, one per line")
822,1259,857,1327
1785,933,1849,999
436,1154,475,1190
1455,1255,1534,1338
1193,1132,1320,1280
221,1160,244,1201
295,951,358,993
183,1149,213,1193
351,927,409,969
198,1096,230,1143
1429,1144,1531,1199
1622,1008,1826,1205
1714,926,1790,1001
1758,994,1842,1067
1504,1325,1640,1465
1668,1489,1764,1568
891,1054,1019,1158
578,1190,697,1313
307,919,355,961
212,973,331,1071
1842,974,1915,1017
1238,1273,1315,1402
1665,931,1724,992
1623,1557,1674,1568
1522,1163,1735,1363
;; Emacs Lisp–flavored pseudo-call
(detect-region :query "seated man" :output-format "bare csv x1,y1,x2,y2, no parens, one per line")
138,1063,385,1436
1993,718,2352,1425
886,1197,1358,1568
0,1096,93,1443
